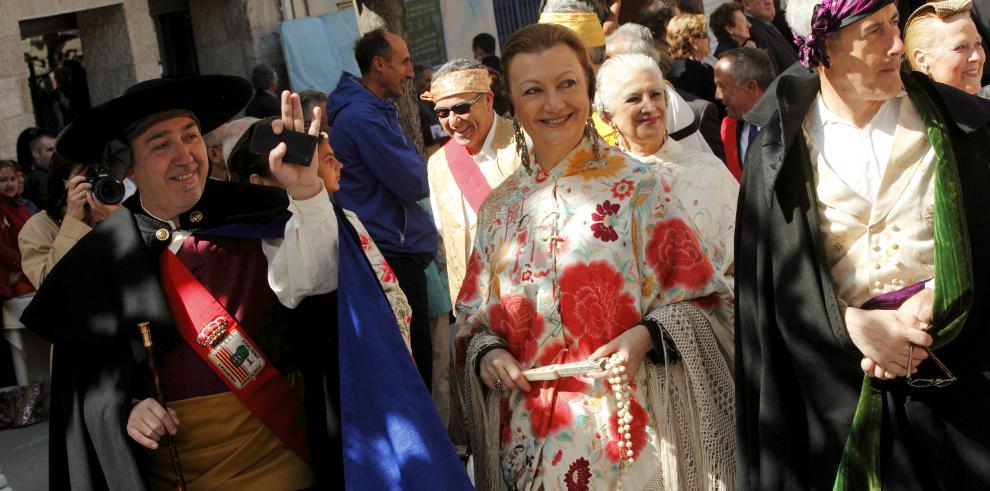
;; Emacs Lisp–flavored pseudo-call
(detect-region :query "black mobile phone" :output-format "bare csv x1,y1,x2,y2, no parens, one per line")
249,123,318,166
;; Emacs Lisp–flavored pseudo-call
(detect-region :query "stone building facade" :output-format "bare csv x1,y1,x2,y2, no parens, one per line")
1,0,288,159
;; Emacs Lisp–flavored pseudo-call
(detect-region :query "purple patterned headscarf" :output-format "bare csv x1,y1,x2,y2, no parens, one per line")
793,0,894,68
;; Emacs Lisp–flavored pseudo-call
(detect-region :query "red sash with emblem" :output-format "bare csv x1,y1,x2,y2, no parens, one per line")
444,139,491,214
159,250,308,461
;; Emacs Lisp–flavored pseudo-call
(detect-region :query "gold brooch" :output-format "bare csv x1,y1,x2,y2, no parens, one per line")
190,211,203,223
155,228,170,241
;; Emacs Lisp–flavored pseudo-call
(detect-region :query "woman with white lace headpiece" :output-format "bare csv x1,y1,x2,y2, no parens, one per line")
595,53,739,279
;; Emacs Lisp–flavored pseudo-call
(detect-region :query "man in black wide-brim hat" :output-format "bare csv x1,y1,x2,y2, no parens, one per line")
19,75,471,490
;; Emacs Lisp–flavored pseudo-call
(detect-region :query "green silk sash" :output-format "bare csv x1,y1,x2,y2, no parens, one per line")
832,75,974,490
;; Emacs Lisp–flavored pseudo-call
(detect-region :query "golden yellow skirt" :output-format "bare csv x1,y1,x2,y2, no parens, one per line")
141,377,314,491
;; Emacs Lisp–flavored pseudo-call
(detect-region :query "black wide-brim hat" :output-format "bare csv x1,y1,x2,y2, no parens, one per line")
56,74,253,163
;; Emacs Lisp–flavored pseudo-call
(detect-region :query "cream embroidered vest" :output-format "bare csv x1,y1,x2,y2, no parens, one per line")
806,96,936,307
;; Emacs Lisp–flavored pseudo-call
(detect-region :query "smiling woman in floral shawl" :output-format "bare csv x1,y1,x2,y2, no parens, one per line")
455,23,736,490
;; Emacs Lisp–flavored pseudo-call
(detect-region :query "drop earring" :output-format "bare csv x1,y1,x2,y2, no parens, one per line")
512,117,532,174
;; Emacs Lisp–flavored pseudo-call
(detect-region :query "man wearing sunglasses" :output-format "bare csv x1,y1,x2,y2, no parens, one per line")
424,59,520,308
423,60,521,428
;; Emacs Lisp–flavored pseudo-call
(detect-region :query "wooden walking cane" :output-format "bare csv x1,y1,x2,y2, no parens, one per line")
138,322,188,491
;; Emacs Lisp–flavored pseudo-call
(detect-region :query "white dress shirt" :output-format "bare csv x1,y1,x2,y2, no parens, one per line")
805,93,902,203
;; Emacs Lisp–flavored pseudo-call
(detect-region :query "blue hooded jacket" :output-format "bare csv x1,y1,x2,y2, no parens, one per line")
326,72,437,258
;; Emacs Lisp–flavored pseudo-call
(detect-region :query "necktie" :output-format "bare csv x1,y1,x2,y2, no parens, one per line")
739,122,759,169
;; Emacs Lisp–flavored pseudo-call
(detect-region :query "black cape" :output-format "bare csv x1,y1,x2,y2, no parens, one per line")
735,67,990,490
21,179,348,489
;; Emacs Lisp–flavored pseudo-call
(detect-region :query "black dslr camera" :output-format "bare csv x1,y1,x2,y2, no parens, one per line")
86,167,125,205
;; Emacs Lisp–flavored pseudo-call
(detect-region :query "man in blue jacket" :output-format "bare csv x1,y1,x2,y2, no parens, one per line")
327,29,437,389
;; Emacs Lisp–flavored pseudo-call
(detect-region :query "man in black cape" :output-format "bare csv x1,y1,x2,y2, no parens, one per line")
22,76,470,490
735,0,990,489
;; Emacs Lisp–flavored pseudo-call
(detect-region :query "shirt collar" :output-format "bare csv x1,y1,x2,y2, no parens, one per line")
139,196,178,229
809,90,906,132
471,120,498,163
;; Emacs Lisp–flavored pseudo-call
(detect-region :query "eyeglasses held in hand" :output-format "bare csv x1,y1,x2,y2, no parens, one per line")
906,344,956,388
434,93,484,119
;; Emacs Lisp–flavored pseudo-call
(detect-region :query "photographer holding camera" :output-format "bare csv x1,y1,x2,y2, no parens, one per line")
17,154,123,289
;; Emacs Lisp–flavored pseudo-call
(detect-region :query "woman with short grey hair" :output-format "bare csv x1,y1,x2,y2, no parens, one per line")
595,53,738,277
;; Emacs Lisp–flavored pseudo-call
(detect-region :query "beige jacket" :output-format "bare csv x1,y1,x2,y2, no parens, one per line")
427,115,519,306
18,211,92,289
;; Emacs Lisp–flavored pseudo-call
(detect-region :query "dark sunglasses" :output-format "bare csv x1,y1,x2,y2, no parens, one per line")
906,344,957,388
434,93,483,119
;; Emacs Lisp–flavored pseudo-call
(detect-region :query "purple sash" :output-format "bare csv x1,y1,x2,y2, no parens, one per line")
859,281,927,310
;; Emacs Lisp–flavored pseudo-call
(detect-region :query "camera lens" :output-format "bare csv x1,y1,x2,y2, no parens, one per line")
93,177,125,205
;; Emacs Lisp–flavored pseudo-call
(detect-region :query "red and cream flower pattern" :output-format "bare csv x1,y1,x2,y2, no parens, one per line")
590,200,621,242
559,261,641,356
456,250,484,304
605,397,649,462
488,295,546,366
379,260,398,284
611,178,635,200
645,217,715,290
564,458,591,490
519,341,589,439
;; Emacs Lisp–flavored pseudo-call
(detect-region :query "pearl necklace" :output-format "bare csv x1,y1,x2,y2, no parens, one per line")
606,354,635,487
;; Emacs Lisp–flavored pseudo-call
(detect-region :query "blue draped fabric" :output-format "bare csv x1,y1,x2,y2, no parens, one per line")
200,214,291,239
280,12,361,93
201,207,470,488
336,211,472,490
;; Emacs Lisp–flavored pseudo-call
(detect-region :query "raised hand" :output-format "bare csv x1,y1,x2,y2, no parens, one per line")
269,90,324,201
